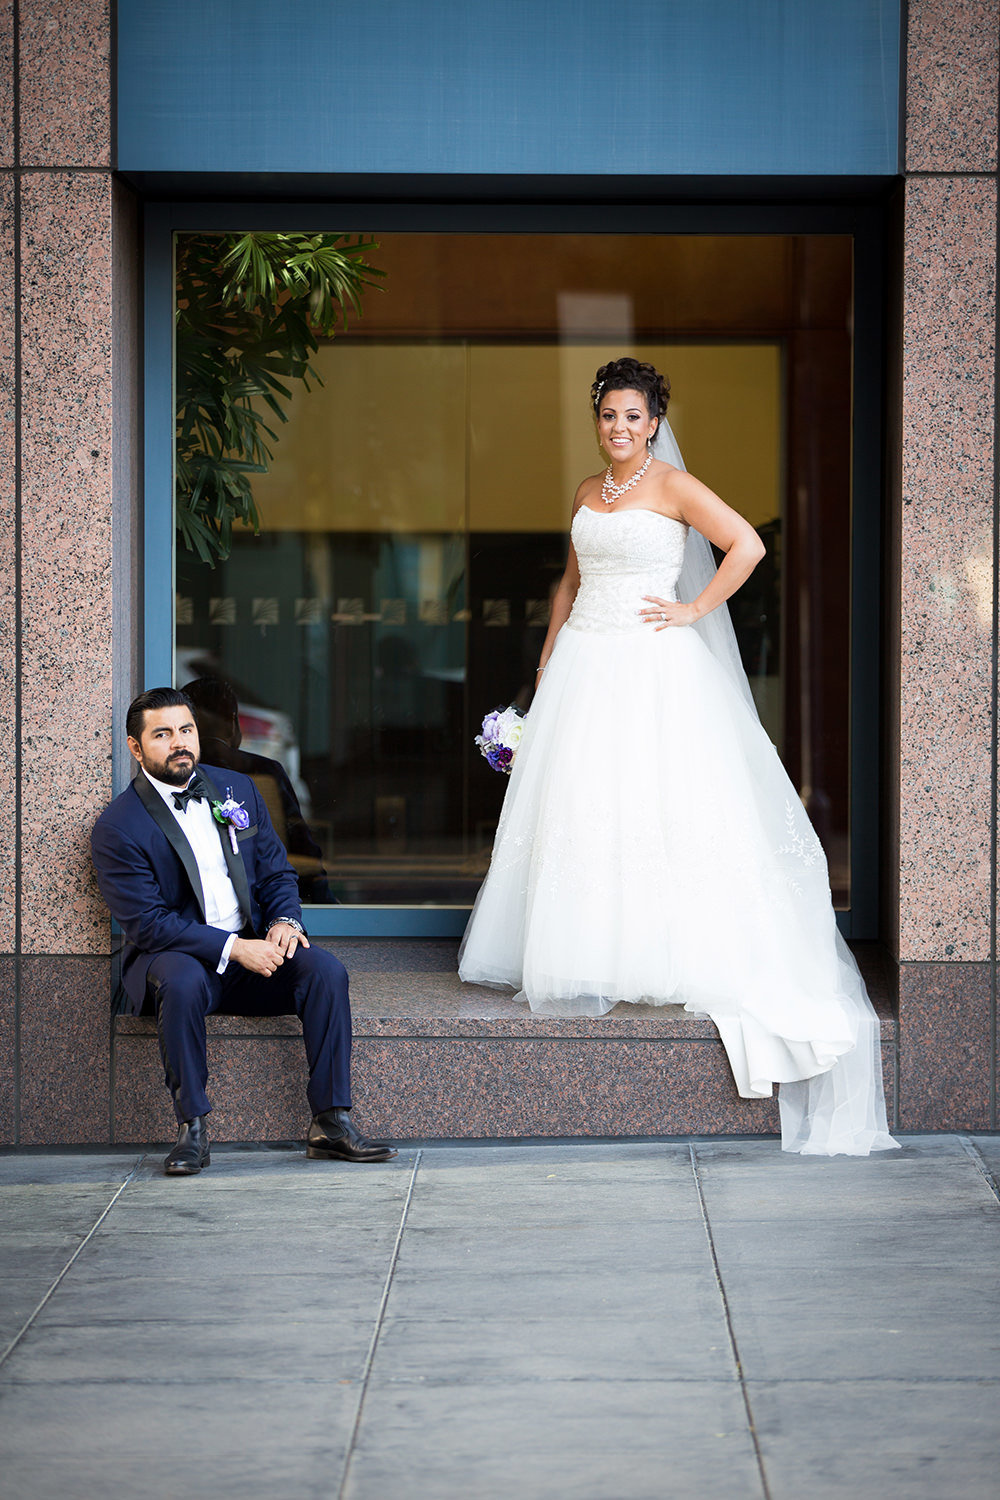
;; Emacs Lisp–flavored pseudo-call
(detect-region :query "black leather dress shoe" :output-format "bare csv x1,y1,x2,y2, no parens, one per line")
164,1116,210,1176
307,1108,397,1163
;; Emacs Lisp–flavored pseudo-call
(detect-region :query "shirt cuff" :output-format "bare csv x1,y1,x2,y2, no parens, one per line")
217,932,237,975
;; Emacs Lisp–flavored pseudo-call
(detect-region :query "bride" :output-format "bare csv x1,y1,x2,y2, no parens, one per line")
459,357,898,1157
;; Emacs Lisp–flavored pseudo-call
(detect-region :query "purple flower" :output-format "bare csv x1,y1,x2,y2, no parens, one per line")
212,794,250,830
475,705,525,775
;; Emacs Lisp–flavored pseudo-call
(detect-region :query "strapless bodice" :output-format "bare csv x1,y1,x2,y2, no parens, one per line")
567,507,689,634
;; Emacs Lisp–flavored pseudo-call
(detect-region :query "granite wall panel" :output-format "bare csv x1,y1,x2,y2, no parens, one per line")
18,954,109,1143
898,961,992,1130
114,997,896,1146
881,187,905,964
0,2,12,167
0,954,15,1142
114,1031,310,1145
351,1037,781,1139
899,175,996,962
18,0,111,167
113,1022,806,1145
905,0,999,172
19,171,113,955
112,1035,173,1144
0,172,15,952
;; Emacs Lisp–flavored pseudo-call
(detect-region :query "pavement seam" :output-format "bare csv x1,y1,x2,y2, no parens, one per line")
958,1135,1000,1205
0,1155,147,1371
336,1150,424,1500
688,1143,773,1500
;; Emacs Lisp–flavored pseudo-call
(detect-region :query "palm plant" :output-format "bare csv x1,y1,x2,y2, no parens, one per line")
175,232,383,564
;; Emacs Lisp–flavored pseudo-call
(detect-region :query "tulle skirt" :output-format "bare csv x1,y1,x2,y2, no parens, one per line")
459,620,898,1156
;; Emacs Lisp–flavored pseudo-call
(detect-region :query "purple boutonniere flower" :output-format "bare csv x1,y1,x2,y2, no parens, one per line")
211,792,250,852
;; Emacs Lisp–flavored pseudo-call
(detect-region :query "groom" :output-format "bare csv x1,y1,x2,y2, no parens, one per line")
92,687,396,1175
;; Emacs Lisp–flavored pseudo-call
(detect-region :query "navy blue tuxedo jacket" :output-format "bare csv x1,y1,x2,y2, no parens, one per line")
91,765,302,1014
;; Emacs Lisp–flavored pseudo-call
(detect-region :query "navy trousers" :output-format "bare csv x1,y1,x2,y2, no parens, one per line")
146,944,352,1125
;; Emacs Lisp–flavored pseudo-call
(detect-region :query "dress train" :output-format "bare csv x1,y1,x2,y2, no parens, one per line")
459,506,898,1156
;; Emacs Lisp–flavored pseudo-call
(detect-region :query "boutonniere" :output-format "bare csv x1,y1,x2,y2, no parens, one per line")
211,793,250,853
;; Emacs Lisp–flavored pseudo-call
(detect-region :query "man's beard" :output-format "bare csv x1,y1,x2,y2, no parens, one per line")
146,750,197,787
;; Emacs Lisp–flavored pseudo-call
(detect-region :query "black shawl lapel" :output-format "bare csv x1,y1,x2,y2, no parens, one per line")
132,770,208,920
198,768,254,924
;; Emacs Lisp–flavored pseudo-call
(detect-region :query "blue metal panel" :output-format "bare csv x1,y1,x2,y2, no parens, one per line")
306,908,471,938
118,0,900,177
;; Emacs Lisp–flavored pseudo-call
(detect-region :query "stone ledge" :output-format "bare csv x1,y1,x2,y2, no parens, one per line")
116,1011,898,1042
112,1015,897,1147
110,943,898,1143
115,970,897,1042
112,1030,790,1144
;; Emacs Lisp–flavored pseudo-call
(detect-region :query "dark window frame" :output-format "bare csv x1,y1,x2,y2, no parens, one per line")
142,188,891,938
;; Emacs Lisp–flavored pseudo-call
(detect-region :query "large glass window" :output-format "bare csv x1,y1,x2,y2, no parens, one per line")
174,233,853,911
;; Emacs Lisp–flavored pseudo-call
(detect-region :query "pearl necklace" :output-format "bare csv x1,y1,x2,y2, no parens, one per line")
602,451,651,505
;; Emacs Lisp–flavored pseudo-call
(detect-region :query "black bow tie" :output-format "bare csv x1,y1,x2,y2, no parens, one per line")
172,782,204,812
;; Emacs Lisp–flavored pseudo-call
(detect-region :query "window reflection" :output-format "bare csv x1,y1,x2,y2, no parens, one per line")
175,233,853,908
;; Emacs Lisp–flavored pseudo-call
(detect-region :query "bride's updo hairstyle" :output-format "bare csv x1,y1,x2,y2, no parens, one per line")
591,357,670,423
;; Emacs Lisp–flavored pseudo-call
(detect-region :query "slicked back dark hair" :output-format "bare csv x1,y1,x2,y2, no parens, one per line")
126,687,194,743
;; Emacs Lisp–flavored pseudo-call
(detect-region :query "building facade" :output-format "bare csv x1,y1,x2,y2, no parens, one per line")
1,0,997,1143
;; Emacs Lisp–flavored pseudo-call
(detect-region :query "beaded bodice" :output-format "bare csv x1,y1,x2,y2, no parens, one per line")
567,507,689,634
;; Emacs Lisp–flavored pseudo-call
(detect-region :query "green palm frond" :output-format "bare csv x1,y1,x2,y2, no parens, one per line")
175,231,384,565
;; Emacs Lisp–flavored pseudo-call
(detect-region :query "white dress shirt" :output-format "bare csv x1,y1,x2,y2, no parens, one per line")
144,771,244,973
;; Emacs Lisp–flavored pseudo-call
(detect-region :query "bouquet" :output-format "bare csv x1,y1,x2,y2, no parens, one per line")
476,705,525,775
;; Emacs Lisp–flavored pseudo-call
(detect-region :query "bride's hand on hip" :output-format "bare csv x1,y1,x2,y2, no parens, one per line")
639,595,699,630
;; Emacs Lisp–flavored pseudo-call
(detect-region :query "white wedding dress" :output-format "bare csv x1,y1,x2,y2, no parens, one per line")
459,503,898,1156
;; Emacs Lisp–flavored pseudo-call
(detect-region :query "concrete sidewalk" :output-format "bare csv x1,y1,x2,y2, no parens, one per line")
0,1135,998,1500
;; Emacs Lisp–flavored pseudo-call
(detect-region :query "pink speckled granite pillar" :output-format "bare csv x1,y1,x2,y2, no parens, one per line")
19,170,114,956
905,0,999,174
0,2,12,167
0,957,13,1141
0,62,14,1138
899,175,996,964
896,0,999,1128
6,0,118,1143
898,963,992,1130
0,173,14,951
18,956,110,1143
18,0,110,168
